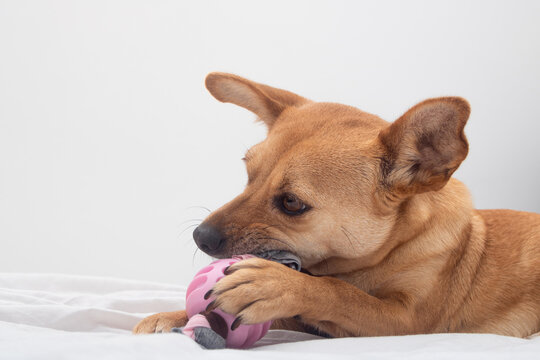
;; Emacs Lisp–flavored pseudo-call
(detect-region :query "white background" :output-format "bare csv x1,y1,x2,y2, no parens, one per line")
1,0,539,285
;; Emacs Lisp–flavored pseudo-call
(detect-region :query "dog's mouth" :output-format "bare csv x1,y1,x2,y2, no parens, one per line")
255,250,302,271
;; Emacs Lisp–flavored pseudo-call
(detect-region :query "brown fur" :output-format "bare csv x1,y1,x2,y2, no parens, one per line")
134,73,540,338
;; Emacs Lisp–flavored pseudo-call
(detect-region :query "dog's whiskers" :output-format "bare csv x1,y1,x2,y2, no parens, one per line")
341,226,358,252
179,223,200,243
261,237,296,253
192,248,201,266
178,218,205,226
184,206,212,214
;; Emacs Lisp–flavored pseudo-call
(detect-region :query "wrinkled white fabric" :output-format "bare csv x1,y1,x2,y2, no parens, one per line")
0,273,538,360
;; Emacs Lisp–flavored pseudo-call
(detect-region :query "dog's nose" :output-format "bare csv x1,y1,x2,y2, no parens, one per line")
193,223,226,254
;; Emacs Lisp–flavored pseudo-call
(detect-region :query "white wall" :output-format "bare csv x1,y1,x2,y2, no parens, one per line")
1,0,539,285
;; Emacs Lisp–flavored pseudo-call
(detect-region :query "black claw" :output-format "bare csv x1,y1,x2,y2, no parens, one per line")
231,316,242,331
204,289,213,300
223,266,231,275
206,300,216,312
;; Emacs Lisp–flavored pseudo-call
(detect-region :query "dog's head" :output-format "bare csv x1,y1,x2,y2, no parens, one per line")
193,73,470,274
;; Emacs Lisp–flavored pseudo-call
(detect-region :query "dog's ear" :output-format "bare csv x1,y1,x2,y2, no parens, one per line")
378,97,470,196
205,72,308,128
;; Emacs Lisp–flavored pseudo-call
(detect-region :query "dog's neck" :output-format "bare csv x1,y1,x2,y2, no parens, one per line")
306,178,475,277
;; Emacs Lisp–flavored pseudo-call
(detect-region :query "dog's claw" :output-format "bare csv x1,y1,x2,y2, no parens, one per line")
206,300,216,312
231,316,242,330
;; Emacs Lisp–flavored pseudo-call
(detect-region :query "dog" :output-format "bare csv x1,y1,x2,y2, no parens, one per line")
134,72,540,338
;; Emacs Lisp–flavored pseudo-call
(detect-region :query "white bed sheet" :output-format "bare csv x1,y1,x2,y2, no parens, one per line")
0,273,538,360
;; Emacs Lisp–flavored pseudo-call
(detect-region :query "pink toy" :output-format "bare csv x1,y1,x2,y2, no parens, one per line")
181,255,272,349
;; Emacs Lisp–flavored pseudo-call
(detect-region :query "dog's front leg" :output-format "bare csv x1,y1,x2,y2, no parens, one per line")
208,257,413,337
133,310,189,334
297,278,414,337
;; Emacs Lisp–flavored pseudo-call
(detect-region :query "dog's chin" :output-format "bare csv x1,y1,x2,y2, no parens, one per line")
254,250,302,271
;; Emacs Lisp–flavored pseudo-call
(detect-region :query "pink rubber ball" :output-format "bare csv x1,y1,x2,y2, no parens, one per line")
185,255,272,348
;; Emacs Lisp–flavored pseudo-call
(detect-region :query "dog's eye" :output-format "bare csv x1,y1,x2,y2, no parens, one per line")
278,194,309,215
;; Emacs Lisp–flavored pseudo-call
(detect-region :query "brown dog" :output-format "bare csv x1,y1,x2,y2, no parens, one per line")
134,73,540,338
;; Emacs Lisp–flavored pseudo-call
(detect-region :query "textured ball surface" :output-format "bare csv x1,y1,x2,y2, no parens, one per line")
185,255,272,348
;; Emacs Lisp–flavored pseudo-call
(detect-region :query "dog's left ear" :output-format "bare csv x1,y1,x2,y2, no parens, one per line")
378,97,470,195
205,72,308,128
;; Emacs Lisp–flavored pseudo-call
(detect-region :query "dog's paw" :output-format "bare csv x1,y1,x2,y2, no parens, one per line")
132,310,189,334
208,258,306,328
